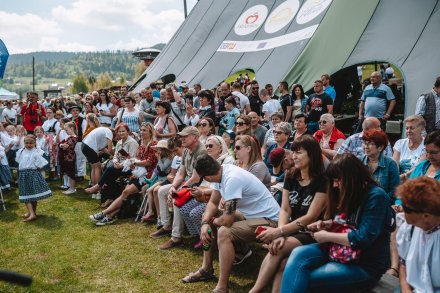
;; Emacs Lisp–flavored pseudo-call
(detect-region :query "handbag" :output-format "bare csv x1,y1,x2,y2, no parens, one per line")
172,188,193,207
326,213,361,264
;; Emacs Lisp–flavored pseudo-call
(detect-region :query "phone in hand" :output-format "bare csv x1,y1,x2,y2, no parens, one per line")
255,226,267,236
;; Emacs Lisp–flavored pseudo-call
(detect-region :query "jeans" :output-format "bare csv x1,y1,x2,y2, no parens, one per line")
281,243,376,293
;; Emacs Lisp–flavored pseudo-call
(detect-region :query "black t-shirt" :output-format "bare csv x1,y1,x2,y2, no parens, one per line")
307,93,333,122
248,94,262,116
279,94,293,117
283,176,327,219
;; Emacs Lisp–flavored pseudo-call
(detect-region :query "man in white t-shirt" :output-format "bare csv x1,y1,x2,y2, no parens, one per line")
182,154,279,292
231,82,251,114
82,127,113,186
260,88,282,128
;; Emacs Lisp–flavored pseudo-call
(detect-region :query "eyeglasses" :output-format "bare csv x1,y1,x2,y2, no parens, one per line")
273,130,285,135
205,144,214,149
235,122,246,126
252,87,259,90
402,204,419,214
318,120,328,124
234,145,242,150
198,123,208,127
426,150,440,155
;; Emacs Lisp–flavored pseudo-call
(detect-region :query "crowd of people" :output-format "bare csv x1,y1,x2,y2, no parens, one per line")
0,73,439,293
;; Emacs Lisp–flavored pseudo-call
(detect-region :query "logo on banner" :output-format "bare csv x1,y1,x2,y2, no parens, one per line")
296,0,332,24
264,0,300,34
235,5,268,36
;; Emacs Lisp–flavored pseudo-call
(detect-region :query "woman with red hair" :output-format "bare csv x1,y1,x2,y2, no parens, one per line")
396,177,440,292
360,129,400,200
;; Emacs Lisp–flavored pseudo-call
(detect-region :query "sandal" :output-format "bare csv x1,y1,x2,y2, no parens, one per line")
212,288,229,293
181,268,215,283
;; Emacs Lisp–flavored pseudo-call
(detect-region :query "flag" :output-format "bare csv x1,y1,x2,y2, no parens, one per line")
0,39,10,79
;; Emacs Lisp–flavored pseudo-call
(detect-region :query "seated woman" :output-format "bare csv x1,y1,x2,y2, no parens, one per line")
396,177,440,293
85,123,139,202
393,115,426,181
180,135,235,250
360,129,400,200
313,113,346,160
143,137,184,228
264,122,292,175
407,130,440,179
197,117,215,145
281,154,394,292
89,123,158,226
234,114,252,137
154,101,177,140
234,134,271,188
250,135,328,293
262,112,284,155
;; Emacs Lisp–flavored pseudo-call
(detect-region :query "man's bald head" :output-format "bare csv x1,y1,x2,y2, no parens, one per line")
362,117,381,131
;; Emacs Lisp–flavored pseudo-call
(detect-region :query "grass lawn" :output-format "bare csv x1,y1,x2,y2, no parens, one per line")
0,179,270,293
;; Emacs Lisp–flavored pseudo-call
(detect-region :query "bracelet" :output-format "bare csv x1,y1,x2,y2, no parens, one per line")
201,221,210,226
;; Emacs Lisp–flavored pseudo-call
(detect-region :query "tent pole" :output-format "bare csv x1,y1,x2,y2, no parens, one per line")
184,0,188,18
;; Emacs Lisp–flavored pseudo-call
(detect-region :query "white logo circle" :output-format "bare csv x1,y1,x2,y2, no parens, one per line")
234,5,268,36
264,0,300,34
296,0,332,24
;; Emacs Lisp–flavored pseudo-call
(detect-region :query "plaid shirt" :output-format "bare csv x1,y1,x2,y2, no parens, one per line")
336,132,393,158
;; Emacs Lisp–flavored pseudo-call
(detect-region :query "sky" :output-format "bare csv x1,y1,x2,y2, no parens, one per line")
0,0,198,54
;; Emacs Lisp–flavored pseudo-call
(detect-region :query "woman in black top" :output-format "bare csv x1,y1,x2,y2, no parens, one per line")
250,135,328,293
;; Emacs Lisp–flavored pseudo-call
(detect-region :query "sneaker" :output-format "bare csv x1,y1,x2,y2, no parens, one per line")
63,188,77,195
89,212,105,222
233,249,252,266
96,216,115,226
95,192,101,200
59,185,69,190
91,193,97,199
156,217,163,230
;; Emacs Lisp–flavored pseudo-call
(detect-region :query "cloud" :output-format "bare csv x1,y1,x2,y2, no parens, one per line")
37,37,97,52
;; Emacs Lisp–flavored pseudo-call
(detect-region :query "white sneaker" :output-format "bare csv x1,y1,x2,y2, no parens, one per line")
95,192,101,200
63,188,77,195
91,193,97,199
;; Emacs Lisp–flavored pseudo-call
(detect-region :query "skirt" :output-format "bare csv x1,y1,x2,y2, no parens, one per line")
18,169,52,203
0,164,12,190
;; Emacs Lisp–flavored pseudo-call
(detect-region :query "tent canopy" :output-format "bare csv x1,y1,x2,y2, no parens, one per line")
133,0,440,116
0,87,19,101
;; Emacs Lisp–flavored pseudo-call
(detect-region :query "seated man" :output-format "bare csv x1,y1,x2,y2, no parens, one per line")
182,154,280,293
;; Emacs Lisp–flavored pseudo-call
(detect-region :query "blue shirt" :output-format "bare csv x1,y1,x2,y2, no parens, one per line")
361,83,395,118
347,185,392,279
359,153,400,199
409,160,440,180
324,86,336,100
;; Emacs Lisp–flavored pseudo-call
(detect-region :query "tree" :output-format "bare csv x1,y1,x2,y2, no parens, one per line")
118,75,126,86
95,72,112,89
71,73,89,94
134,62,147,80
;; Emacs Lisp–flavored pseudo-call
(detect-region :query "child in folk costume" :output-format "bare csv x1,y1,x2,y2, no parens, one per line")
34,126,49,177
16,135,52,222
58,122,78,195
56,118,70,190
0,144,12,190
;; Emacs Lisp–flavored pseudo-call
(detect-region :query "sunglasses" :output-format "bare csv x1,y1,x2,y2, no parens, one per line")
318,120,328,124
426,150,440,155
205,144,214,149
252,87,259,90
234,145,241,150
198,123,208,127
402,204,419,214
235,122,246,126
100,94,106,97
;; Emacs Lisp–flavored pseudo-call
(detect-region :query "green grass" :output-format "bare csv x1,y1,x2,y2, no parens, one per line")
224,70,255,84
0,180,270,292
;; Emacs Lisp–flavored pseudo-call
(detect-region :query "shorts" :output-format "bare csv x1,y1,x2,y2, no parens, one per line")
223,217,278,243
81,143,100,164
129,177,144,191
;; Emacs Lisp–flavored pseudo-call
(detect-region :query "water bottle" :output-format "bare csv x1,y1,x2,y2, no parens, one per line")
202,228,212,251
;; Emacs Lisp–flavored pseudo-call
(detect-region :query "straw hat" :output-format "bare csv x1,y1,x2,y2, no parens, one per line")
151,140,169,150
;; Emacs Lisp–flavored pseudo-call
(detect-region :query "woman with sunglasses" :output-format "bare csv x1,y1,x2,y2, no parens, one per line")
281,153,394,292
180,136,234,251
250,135,327,293
234,114,252,137
89,123,157,226
395,177,440,293
264,122,292,175
82,101,98,116
313,113,346,160
261,112,284,156
234,135,271,188
53,98,66,115
96,92,115,127
197,117,215,145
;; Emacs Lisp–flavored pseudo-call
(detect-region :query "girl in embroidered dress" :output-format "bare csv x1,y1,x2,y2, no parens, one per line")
0,143,12,190
56,118,70,190
34,126,49,177
58,122,78,195
16,135,52,222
